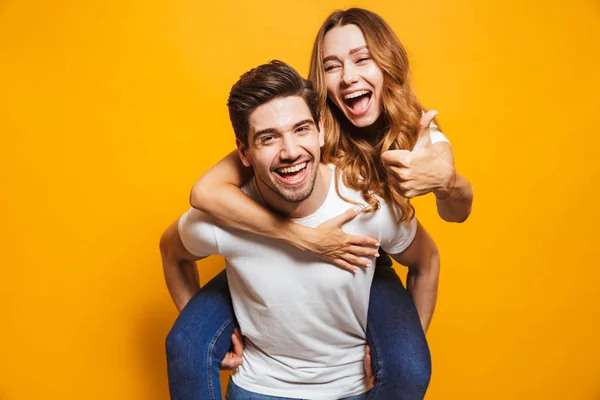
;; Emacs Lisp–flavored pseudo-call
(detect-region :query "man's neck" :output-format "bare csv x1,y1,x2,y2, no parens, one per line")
257,163,332,219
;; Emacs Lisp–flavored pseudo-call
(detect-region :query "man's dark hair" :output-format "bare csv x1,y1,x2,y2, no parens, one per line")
228,60,319,146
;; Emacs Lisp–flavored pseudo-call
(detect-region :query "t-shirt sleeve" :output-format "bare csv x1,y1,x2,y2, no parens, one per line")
429,128,450,144
424,112,450,144
378,204,418,255
177,208,219,257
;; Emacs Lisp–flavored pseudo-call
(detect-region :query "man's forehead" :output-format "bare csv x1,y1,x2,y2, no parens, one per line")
249,96,313,134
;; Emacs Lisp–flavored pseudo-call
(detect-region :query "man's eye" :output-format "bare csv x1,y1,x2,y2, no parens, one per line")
261,136,275,144
296,126,310,134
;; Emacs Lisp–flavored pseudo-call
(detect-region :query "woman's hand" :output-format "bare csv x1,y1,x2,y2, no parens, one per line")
382,111,455,199
296,208,381,274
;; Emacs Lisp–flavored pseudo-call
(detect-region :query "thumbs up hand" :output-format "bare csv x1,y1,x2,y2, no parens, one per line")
381,110,455,199
413,110,437,151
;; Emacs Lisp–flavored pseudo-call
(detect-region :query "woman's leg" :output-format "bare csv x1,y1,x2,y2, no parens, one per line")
166,269,238,400
366,256,432,400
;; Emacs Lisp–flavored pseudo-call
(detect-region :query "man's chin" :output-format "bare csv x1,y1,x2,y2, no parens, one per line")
274,185,312,204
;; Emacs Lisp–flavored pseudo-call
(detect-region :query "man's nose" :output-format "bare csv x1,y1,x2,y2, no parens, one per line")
280,135,301,160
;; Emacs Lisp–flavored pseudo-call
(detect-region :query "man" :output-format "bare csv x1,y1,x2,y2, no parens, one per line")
160,60,439,399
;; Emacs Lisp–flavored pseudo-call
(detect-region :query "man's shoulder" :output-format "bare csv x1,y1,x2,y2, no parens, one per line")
178,208,219,257
179,208,217,235
328,164,385,208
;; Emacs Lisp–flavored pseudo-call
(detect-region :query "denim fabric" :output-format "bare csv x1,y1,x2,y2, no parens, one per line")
365,255,431,399
225,379,370,400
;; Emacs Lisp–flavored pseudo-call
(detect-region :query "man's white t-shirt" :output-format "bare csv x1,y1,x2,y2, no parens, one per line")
178,165,417,399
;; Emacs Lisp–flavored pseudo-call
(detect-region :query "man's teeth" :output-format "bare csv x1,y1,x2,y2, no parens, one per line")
344,90,370,100
278,162,306,174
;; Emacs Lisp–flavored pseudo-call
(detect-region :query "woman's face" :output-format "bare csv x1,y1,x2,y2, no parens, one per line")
322,24,385,128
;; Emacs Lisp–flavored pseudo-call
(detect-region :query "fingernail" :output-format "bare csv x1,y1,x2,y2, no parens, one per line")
375,242,380,247
375,253,380,257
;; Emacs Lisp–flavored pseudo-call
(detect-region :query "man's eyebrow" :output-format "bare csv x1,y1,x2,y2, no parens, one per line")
252,119,315,139
293,119,316,129
322,46,369,63
253,127,279,139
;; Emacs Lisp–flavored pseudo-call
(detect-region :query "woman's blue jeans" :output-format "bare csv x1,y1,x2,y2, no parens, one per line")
166,257,431,400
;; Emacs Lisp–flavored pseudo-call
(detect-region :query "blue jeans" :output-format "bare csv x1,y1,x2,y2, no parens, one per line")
225,379,370,400
166,255,431,400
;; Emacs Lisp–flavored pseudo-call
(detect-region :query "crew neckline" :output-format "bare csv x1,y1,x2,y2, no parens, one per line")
291,164,336,224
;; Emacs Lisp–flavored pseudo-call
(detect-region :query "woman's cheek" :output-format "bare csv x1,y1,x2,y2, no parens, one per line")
327,92,343,110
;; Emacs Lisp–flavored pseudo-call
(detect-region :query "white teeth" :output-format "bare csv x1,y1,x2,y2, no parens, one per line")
278,162,306,174
344,90,370,100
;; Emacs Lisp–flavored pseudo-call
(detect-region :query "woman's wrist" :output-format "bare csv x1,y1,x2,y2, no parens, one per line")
434,164,456,200
279,222,314,251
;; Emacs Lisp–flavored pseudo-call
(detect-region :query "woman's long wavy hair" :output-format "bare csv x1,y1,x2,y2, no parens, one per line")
309,8,424,221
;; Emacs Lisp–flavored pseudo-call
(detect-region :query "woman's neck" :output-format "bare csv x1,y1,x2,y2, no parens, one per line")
349,115,388,147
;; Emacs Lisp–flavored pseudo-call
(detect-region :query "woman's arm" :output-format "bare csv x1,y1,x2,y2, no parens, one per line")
432,150,473,223
190,151,380,272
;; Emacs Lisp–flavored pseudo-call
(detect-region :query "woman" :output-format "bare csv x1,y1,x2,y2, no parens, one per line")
167,8,473,400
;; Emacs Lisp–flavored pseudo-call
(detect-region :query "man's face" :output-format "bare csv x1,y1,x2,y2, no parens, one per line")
237,96,324,204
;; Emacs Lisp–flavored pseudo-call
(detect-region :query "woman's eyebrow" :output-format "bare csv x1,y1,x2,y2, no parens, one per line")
323,46,369,63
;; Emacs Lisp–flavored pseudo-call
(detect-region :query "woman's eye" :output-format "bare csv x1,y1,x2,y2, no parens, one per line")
324,65,340,72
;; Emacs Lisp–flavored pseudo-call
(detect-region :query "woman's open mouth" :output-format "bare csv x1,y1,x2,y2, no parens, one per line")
342,90,372,116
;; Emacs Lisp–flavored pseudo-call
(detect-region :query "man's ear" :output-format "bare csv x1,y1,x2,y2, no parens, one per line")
318,119,325,148
236,138,252,167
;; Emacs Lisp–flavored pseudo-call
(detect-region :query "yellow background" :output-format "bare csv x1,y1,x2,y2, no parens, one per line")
1,0,599,399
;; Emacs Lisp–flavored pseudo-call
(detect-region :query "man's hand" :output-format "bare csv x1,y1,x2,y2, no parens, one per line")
382,110,455,199
299,208,381,274
364,345,374,386
221,327,244,370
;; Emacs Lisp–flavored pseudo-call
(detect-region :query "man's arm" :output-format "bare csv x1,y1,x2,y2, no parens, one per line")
160,218,244,368
159,220,206,311
389,221,440,333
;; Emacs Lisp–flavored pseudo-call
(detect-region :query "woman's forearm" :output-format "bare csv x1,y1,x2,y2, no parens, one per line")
190,151,310,248
189,151,379,271
195,181,308,246
434,171,473,223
